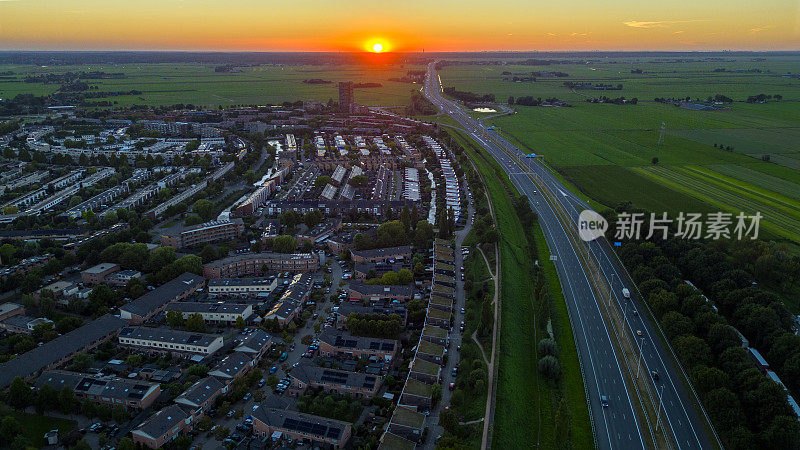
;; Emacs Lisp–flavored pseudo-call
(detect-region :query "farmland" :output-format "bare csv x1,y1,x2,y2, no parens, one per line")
439,55,800,246
0,63,424,107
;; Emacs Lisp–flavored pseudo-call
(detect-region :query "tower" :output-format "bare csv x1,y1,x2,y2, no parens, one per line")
338,81,354,113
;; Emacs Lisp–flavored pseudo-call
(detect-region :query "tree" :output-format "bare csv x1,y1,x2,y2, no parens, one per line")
117,438,136,450
7,377,30,409
0,416,23,446
652,157,659,165
272,235,297,253
538,338,559,358
538,355,561,381
314,175,332,188
192,199,215,221
377,220,408,247
235,316,246,330
185,313,207,332
166,310,185,328
304,210,323,229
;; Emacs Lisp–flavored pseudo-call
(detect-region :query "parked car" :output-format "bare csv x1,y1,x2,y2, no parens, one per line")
269,366,278,374
449,382,455,391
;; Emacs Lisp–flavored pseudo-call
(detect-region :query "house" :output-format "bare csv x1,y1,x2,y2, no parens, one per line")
348,282,414,303
429,294,453,312
234,329,273,361
0,314,52,334
317,329,398,361
421,325,448,347
131,404,191,449
378,432,416,450
425,308,451,328
81,262,120,285
416,340,445,365
251,407,352,448
118,327,224,357
104,270,142,287
350,246,412,264
354,262,407,280
399,378,433,409
119,272,204,324
36,370,161,409
409,358,441,384
174,376,225,417
209,352,254,382
386,405,426,442
288,363,382,398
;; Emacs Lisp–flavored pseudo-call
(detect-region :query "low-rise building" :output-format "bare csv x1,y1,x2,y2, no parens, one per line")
0,315,53,334
251,407,352,448
350,246,412,264
234,329,273,361
421,325,448,347
318,329,398,361
81,262,120,285
174,376,225,417
167,302,253,325
203,252,319,278
207,277,277,298
399,378,433,409
386,405,426,442
288,363,382,398
348,282,414,303
118,327,224,356
36,370,161,409
409,358,441,384
105,270,142,287
161,218,245,248
131,404,191,449
208,352,254,382
119,272,204,324
416,340,446,365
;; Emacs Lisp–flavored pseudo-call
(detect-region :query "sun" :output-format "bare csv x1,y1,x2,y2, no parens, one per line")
371,42,384,53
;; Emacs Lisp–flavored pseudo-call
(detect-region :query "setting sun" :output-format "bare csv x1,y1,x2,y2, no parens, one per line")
371,42,383,53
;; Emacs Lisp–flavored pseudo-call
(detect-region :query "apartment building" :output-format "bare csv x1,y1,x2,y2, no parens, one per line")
161,218,244,248
167,302,253,325
203,252,319,278
252,407,352,448
80,262,120,285
118,327,224,356
207,277,278,298
131,404,191,449
288,363,382,398
317,329,398,361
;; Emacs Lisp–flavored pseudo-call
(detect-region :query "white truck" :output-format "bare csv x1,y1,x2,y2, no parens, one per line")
622,288,631,299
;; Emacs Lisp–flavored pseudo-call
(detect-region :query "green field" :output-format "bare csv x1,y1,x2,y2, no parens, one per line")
0,410,77,447
0,63,423,107
441,55,800,246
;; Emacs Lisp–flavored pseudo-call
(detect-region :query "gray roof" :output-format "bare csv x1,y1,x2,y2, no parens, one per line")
175,376,224,407
0,314,126,388
209,352,252,379
319,329,397,353
119,326,222,348
335,302,406,318
120,273,203,317
168,302,250,315
37,370,159,402
291,363,379,391
133,404,189,440
235,329,272,353
252,407,350,441
348,282,413,297
351,246,412,260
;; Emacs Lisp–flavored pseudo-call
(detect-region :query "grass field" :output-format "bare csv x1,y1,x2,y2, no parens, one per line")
0,63,424,107
441,55,800,246
0,410,77,447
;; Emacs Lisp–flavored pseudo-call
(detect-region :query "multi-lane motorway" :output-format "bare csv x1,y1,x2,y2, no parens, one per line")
424,63,714,450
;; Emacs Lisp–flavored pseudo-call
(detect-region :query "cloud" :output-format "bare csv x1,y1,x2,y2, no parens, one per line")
569,32,588,37
624,19,706,29
673,30,684,34
749,26,769,32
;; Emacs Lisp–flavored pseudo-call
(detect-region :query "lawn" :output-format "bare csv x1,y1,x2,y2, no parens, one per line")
1,410,77,447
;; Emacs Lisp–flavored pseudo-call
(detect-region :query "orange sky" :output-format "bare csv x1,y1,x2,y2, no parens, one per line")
1,0,798,51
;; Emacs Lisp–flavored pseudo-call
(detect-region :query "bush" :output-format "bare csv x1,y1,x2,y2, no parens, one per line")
538,355,561,381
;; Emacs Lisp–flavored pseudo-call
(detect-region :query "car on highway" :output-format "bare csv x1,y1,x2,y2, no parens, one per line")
452,367,458,377
460,307,466,314
600,395,609,407
651,370,660,381
636,330,643,337
449,382,455,391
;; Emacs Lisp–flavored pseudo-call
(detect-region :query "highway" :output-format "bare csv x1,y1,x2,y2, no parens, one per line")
424,63,714,450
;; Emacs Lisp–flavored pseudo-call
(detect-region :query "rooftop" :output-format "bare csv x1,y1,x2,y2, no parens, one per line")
119,326,222,349
391,405,425,429
119,272,203,317
411,358,441,376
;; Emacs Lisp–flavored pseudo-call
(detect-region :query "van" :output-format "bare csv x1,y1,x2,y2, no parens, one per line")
622,288,630,299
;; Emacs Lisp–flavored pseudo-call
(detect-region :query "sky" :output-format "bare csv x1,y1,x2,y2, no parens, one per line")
0,0,798,51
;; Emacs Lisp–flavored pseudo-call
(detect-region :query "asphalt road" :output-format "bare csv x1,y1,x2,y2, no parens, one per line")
423,63,713,450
